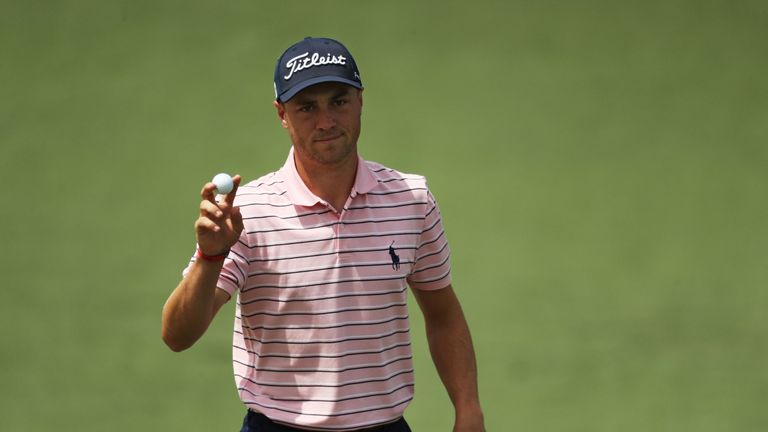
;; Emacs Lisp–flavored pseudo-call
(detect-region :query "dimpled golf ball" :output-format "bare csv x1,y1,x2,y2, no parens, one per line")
212,173,234,195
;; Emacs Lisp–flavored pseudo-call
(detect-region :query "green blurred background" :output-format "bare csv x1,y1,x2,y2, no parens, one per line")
1,0,767,430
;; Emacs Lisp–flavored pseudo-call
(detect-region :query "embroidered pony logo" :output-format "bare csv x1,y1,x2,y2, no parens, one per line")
388,241,400,270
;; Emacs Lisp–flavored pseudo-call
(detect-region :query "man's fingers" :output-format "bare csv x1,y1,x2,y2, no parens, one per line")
200,200,223,219
224,175,242,207
231,206,244,235
200,182,218,204
195,217,221,233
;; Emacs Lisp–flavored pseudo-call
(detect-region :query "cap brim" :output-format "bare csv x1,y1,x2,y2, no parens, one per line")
277,76,363,103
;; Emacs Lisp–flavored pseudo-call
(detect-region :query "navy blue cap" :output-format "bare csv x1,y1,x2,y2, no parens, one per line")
274,37,363,103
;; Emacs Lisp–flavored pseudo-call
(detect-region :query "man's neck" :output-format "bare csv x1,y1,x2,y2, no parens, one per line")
293,151,358,213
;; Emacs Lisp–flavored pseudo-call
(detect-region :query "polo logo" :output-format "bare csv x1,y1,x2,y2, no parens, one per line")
284,52,347,81
388,241,400,270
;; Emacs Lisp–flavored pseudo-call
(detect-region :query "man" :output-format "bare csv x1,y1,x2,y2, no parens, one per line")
162,37,485,432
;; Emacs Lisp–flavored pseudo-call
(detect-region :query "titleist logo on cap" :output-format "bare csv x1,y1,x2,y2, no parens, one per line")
284,52,347,80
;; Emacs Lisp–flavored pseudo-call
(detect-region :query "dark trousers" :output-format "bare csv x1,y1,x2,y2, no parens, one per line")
240,410,412,432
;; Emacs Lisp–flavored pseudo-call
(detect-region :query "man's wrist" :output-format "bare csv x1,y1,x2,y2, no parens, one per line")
455,406,485,432
455,401,485,422
196,247,230,262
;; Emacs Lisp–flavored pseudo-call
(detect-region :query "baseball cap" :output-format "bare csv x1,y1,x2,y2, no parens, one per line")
274,37,363,103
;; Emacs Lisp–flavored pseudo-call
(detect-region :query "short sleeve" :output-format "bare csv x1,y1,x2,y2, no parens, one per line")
181,233,250,297
407,189,451,291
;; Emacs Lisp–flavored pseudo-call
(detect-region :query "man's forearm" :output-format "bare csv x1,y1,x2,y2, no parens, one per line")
427,311,480,417
161,260,223,351
425,306,484,425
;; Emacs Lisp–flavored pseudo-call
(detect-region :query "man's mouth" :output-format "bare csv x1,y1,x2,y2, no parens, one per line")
315,134,342,143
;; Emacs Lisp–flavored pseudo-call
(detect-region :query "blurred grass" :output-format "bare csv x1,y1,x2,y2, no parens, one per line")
1,0,767,430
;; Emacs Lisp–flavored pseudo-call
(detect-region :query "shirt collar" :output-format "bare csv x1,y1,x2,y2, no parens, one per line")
279,146,379,207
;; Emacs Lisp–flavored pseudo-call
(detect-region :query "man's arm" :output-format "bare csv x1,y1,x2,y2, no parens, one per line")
412,284,485,432
161,175,244,352
162,266,231,352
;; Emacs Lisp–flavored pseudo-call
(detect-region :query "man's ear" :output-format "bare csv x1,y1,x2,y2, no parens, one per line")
273,100,288,129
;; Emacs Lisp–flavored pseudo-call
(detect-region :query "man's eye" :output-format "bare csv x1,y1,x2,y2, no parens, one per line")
334,99,348,106
299,105,313,112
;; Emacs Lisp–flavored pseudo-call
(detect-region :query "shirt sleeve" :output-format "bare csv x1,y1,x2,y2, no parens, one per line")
181,233,249,297
407,188,452,291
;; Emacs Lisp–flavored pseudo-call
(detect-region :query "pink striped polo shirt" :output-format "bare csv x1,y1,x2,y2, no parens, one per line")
185,148,451,431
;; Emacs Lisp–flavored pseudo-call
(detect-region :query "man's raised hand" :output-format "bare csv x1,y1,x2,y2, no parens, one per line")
195,174,244,256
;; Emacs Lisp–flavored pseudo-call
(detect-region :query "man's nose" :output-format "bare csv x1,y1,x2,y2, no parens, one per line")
316,107,336,130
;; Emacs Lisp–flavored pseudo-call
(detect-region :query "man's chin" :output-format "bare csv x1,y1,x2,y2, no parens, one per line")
311,144,355,165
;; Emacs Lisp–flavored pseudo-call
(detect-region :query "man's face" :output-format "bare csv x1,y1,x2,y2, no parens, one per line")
275,82,363,168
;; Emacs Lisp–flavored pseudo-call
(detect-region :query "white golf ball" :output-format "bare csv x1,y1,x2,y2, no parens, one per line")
212,173,234,195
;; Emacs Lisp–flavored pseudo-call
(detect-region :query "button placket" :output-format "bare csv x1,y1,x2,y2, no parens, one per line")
335,194,356,261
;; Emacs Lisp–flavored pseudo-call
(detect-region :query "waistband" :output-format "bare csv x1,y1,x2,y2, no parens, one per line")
244,410,407,432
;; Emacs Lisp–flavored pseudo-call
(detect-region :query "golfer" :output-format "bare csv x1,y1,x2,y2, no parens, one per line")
162,37,485,432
